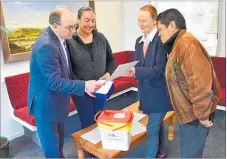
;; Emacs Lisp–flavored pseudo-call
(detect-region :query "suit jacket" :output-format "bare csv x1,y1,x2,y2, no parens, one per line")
135,32,172,113
28,27,85,122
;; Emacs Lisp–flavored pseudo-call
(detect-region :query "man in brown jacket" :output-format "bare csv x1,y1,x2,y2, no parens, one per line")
156,9,220,158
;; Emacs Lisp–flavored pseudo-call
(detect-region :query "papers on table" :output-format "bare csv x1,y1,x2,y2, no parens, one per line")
106,61,138,82
132,112,146,122
81,112,147,144
131,121,147,136
81,127,101,144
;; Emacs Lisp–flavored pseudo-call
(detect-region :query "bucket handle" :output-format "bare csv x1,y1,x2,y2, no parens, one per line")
94,110,113,127
94,111,132,131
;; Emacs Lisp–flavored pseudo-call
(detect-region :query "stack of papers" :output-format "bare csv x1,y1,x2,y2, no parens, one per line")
81,128,101,144
132,112,146,122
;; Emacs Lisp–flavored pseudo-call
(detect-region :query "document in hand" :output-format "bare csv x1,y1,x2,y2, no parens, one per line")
106,61,139,81
94,80,114,100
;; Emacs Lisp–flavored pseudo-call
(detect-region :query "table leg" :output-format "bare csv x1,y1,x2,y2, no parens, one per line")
74,141,84,159
168,114,177,141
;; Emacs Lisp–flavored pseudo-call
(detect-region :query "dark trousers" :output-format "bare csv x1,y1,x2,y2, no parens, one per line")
35,119,65,158
72,94,106,129
179,113,215,158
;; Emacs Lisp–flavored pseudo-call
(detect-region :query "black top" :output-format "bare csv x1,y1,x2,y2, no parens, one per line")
85,42,93,61
163,30,180,54
67,29,116,80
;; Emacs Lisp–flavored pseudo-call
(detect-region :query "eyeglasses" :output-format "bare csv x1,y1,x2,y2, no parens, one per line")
56,23,77,32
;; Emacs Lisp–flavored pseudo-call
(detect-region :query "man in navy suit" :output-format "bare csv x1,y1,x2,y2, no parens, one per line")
28,7,102,158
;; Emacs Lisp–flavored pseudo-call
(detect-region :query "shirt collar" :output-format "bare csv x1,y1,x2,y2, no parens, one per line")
139,27,157,44
50,26,65,45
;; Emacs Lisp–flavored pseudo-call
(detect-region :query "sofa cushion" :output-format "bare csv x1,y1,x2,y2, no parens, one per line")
126,51,135,63
114,51,131,69
113,80,132,94
5,73,30,110
114,51,135,68
115,77,138,88
218,88,226,106
13,98,76,127
211,56,226,88
14,107,36,126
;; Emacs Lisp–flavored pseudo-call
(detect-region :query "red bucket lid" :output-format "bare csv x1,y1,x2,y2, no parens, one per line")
97,110,134,123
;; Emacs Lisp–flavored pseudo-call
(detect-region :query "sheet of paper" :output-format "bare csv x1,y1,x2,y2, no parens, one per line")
81,127,101,144
106,61,139,81
131,121,147,136
95,80,113,94
133,112,146,122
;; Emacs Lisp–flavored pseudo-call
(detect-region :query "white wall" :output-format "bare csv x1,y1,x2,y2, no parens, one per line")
122,1,149,50
121,1,225,56
95,1,123,52
217,1,226,57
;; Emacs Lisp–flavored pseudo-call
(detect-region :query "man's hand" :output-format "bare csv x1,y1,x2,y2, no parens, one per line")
85,80,103,97
199,119,213,128
128,67,135,77
99,72,110,80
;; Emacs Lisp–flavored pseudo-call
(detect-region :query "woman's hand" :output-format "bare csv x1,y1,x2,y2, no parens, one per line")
128,67,135,77
99,72,110,80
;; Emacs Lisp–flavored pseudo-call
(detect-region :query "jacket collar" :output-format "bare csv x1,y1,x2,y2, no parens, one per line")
172,29,187,49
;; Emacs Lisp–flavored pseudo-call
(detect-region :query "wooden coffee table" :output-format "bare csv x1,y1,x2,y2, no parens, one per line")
71,101,177,158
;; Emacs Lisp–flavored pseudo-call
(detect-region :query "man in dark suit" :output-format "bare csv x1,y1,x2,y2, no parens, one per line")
28,7,102,158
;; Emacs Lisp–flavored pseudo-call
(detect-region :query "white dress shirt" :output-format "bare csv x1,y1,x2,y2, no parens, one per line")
139,27,158,44
51,27,69,67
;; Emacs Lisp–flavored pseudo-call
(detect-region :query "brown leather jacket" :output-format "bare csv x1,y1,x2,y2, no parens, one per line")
165,29,220,124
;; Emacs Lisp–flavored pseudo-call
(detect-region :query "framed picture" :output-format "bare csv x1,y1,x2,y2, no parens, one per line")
0,1,93,63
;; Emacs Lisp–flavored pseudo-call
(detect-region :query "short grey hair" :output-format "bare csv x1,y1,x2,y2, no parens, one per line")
49,6,72,25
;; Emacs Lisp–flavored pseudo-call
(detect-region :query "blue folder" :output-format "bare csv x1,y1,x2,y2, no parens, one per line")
94,81,114,100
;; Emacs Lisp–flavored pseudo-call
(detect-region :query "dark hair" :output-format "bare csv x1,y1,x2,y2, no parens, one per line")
156,8,186,29
49,9,61,25
77,6,95,20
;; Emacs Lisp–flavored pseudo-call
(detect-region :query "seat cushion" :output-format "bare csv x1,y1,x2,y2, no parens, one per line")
218,88,226,106
14,107,36,126
115,77,138,88
14,98,77,127
114,51,131,69
5,73,30,110
113,80,132,94
211,56,226,88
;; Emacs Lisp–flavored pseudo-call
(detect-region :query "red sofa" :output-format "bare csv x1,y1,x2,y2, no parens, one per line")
211,56,226,107
5,51,138,130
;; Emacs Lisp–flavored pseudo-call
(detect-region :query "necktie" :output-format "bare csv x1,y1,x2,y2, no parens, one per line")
63,41,69,67
143,42,149,57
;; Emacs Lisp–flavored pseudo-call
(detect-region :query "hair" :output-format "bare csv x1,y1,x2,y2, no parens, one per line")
49,6,72,25
77,6,95,20
139,5,157,19
49,9,61,25
156,8,187,29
